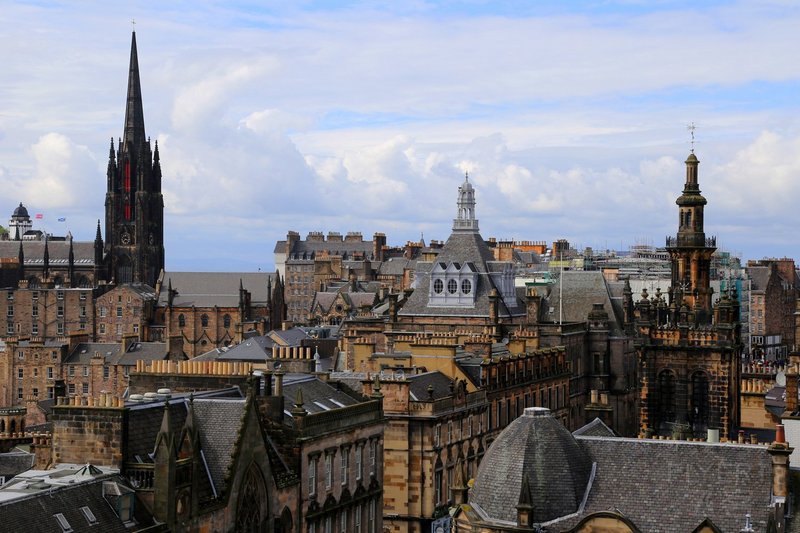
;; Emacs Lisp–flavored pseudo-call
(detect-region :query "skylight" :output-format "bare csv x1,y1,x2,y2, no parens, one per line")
53,513,73,532
80,506,97,525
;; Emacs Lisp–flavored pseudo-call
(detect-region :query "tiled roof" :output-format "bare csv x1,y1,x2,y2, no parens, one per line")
158,271,276,307
0,240,97,266
548,436,775,532
399,232,523,318
192,398,247,496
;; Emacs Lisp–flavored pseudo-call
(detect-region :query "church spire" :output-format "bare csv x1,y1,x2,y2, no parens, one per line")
453,171,479,233
123,31,146,149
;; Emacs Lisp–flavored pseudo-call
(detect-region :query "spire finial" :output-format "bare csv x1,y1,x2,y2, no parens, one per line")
688,122,696,154
465,170,469,182
131,18,136,32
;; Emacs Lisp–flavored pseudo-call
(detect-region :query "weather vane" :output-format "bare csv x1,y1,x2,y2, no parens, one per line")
687,122,696,153
131,18,136,31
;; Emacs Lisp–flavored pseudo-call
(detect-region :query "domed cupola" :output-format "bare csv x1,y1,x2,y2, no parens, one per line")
12,203,29,219
470,407,593,526
9,202,32,241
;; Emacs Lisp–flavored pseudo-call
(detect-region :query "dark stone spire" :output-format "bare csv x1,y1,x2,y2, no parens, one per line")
17,239,24,280
68,234,75,281
42,234,49,276
124,32,146,150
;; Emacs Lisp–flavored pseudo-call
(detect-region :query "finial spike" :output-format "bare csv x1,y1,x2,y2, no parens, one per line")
687,122,696,154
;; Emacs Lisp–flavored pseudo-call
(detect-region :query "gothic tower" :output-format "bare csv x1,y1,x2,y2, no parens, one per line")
105,31,164,286
666,152,716,323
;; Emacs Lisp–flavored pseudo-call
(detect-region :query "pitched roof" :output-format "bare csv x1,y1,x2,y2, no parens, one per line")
408,371,454,401
192,398,248,495
158,271,276,307
283,374,360,417
0,240,97,266
541,271,625,335
572,418,617,438
0,452,34,478
65,341,168,366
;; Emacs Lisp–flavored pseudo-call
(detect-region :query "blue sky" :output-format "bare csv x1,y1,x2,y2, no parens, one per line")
1,1,800,271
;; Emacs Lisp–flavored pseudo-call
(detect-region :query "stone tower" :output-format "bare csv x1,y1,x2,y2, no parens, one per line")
105,31,164,286
636,151,740,439
666,152,716,323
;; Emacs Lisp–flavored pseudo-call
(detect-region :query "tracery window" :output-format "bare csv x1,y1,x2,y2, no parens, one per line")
235,465,266,533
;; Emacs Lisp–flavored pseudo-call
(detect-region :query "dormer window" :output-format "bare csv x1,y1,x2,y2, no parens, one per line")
429,261,478,307
461,279,472,294
447,279,458,294
433,279,444,294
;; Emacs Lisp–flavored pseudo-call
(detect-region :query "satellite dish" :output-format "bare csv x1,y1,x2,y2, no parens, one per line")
776,371,786,387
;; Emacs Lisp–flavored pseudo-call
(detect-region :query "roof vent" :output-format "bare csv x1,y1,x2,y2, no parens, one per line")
523,407,551,417
143,392,159,402
129,394,144,403
156,388,171,401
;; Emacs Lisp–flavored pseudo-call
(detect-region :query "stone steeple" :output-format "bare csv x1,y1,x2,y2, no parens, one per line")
105,31,165,287
453,172,479,233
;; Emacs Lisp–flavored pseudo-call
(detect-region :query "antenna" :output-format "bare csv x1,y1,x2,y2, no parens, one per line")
687,122,697,153
131,18,136,32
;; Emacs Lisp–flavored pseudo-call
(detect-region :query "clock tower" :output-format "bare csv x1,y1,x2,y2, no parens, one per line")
105,31,164,286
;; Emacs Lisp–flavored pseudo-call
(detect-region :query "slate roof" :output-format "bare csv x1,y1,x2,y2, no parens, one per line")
541,271,625,335
471,407,593,524
408,371,454,401
65,341,169,366
0,470,155,533
378,258,415,276
283,374,359,418
194,335,275,362
572,417,617,438
399,231,523,318
126,400,188,463
270,327,310,346
192,398,247,496
548,436,775,532
748,265,772,291
278,238,375,258
0,452,34,479
0,240,97,266
158,271,276,307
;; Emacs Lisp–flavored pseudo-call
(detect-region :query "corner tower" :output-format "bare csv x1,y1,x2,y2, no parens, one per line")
105,31,164,286
666,152,716,323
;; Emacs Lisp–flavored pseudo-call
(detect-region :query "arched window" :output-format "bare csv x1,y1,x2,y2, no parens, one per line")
178,314,186,328
690,371,710,432
223,314,231,328
236,464,268,532
461,279,472,295
201,314,209,328
433,279,444,294
657,370,676,428
447,279,458,294
117,255,133,284
434,456,444,505
9,420,16,433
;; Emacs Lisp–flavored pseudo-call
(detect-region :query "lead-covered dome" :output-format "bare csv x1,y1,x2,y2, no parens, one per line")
470,407,593,525
12,203,29,219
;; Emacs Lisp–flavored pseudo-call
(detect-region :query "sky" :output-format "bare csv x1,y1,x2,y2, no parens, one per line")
2,1,800,272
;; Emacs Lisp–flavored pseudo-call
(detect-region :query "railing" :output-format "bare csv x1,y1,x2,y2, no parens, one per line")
666,236,716,248
125,463,154,490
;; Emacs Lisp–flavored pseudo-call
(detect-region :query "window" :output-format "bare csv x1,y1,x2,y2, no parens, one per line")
82,383,89,394
133,324,139,334
79,306,86,317
33,368,38,377
99,324,106,334
57,322,64,335
447,279,458,294
308,457,317,496
201,314,209,328
57,304,64,318
223,314,231,328
103,367,110,379
116,306,123,318
369,499,376,533
369,440,376,475
68,383,75,395
79,320,86,331
447,421,452,443
47,387,54,399
80,291,87,301
433,279,444,294
53,513,72,533
324,516,331,533
18,368,23,379
57,290,64,300
100,307,107,318
51,350,58,360
32,291,38,300
79,506,97,525
32,388,38,398
178,314,186,328
83,366,90,377
340,511,347,532
32,322,38,335
7,305,13,317
116,324,122,335
6,322,12,335
32,304,38,317
17,388,23,401
6,291,12,300
68,366,75,377
461,278,472,294
341,449,349,485
355,445,363,481
354,504,362,533
47,367,53,379
434,424,441,447
308,523,315,533
325,453,333,489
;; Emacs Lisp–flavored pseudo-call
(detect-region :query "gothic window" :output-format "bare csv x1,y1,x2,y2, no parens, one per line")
447,279,458,294
201,314,209,328
690,372,710,431
223,314,231,328
657,370,676,427
235,464,267,533
433,279,444,294
178,314,186,328
434,457,444,504
117,255,133,284
461,279,472,294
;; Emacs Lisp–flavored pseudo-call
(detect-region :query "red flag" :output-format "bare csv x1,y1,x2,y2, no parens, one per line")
35,213,43,219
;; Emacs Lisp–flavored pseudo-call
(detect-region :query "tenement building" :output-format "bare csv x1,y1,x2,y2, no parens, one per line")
636,152,742,439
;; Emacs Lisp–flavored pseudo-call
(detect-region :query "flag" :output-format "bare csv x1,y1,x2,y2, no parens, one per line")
57,217,66,222
35,213,43,219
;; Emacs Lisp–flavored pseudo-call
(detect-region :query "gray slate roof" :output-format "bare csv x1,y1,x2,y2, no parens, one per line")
283,375,359,417
549,436,775,532
0,452,34,479
572,417,617,438
542,271,625,335
65,341,169,366
471,408,593,524
158,271,276,307
408,371,454,401
193,398,247,495
0,240,96,266
195,335,275,362
400,232,523,318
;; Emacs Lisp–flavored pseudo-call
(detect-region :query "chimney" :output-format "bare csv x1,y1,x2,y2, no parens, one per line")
768,424,793,499
166,335,184,360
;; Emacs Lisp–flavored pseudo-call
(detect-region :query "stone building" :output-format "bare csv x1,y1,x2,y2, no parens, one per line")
153,271,285,357
746,258,797,359
0,285,95,342
453,406,793,532
95,283,157,342
636,152,742,439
